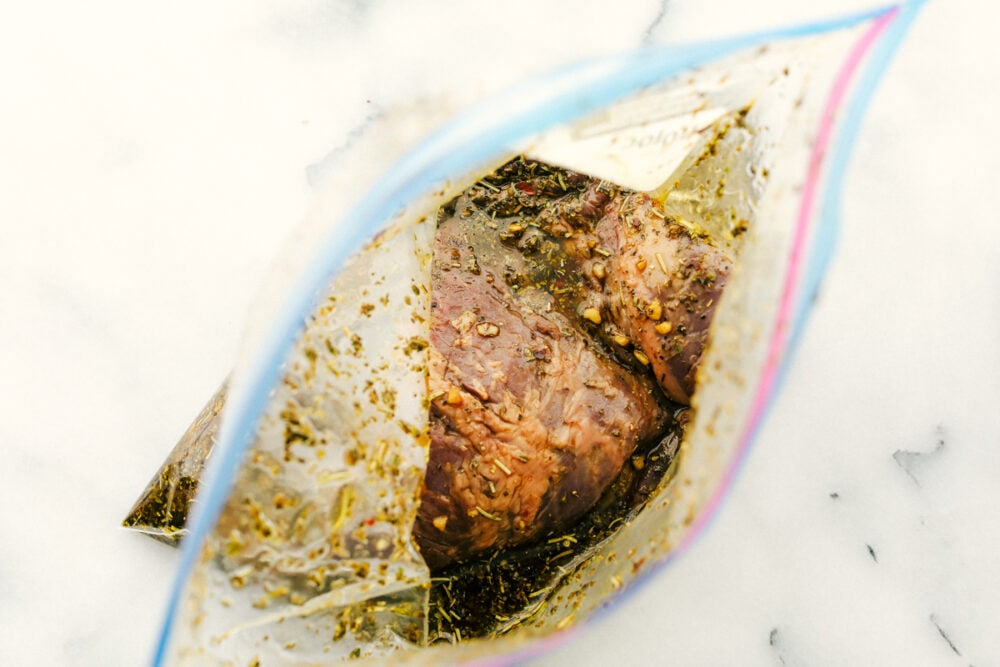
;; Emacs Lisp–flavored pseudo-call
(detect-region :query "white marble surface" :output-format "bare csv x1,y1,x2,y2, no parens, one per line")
2,1,999,665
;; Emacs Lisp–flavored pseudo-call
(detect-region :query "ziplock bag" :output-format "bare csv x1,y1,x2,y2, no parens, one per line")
134,4,923,664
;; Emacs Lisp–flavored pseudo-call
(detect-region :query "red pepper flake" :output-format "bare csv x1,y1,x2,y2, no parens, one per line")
364,518,376,527
515,182,535,194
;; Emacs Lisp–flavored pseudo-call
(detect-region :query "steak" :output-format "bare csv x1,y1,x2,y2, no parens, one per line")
413,158,730,568
597,195,730,405
124,158,731,571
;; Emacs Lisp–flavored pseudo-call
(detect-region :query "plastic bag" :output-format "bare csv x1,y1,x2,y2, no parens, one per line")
137,4,923,664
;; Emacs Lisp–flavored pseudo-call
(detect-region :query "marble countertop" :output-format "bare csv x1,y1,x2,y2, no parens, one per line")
3,0,998,665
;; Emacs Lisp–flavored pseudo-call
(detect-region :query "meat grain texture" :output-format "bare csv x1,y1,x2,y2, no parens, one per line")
414,159,730,568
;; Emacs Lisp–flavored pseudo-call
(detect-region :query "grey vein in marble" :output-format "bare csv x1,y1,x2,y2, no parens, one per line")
768,627,788,666
893,426,946,486
930,614,962,658
642,0,670,45
267,0,382,48
306,110,382,187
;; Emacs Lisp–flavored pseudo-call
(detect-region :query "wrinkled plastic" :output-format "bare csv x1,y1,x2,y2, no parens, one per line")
145,5,923,665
